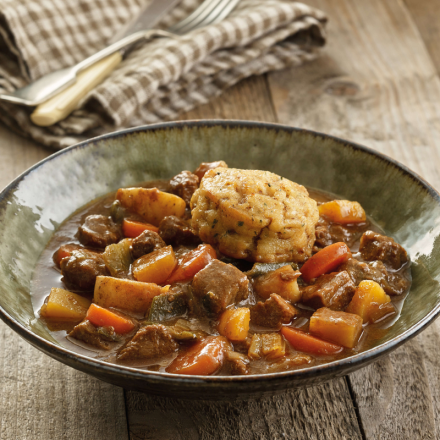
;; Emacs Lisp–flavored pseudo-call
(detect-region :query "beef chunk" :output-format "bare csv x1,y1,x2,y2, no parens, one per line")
117,324,178,362
301,271,356,310
250,293,299,328
232,336,252,354
169,171,199,206
53,243,83,268
60,249,108,290
193,161,228,181
340,257,410,296
131,230,166,259
359,231,408,269
78,215,122,248
159,215,201,246
314,217,366,250
224,351,250,375
192,260,249,315
68,320,114,350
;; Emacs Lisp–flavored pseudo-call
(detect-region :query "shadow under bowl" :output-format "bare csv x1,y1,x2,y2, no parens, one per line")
1,120,440,400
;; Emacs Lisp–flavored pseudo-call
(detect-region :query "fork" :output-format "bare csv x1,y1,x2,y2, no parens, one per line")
0,0,239,125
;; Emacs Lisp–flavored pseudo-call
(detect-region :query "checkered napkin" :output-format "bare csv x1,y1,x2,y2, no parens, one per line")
0,0,327,149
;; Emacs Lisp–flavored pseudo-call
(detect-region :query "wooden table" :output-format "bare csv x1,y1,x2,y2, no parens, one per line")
1,0,440,438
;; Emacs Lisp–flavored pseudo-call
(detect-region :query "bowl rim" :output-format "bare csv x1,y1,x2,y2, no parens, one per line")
1,119,440,386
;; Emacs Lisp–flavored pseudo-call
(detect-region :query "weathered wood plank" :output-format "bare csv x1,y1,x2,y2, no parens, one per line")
125,74,362,440
267,0,440,438
404,0,440,74
179,74,277,122
126,378,361,440
0,123,129,440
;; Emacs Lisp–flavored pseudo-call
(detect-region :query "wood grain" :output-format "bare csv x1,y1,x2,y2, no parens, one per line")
179,74,277,122
126,378,362,440
267,0,440,438
0,123,129,440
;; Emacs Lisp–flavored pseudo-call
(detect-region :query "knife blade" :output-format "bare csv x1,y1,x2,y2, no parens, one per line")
110,0,182,45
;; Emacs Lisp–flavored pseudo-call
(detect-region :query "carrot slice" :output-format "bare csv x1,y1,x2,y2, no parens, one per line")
281,327,343,355
300,242,351,283
86,303,135,334
122,219,159,238
166,336,229,375
167,244,217,283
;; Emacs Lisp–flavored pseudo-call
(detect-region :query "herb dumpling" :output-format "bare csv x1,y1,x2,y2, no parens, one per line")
190,168,319,263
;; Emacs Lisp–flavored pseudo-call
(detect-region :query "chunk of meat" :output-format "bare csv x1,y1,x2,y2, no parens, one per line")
191,168,319,263
68,320,115,350
250,293,300,328
359,231,409,269
60,249,108,290
193,160,228,181
78,215,122,248
169,171,199,206
224,351,250,375
340,258,410,296
53,243,83,268
130,230,166,259
159,215,201,246
314,217,366,250
117,324,178,362
301,271,356,311
192,259,249,315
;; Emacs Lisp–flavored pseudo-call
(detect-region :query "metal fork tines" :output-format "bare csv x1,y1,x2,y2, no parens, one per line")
0,0,239,106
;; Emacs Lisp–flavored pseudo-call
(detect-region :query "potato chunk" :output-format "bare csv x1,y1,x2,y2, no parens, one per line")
318,200,366,224
218,308,250,342
40,288,91,322
132,245,177,285
116,187,186,226
94,276,165,315
309,307,363,349
346,280,395,323
253,265,301,303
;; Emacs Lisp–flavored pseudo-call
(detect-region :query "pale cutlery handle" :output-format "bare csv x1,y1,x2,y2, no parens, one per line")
31,52,122,127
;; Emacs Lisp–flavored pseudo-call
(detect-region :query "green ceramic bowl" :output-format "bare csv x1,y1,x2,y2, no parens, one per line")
1,120,439,400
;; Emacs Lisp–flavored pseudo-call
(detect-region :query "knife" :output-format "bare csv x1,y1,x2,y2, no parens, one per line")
30,0,181,127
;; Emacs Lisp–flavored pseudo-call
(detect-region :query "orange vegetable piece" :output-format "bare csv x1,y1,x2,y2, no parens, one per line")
132,245,177,285
166,336,229,375
346,280,394,323
218,308,250,342
86,303,135,334
319,200,366,224
281,327,343,355
40,288,91,322
167,244,217,284
253,265,301,302
300,242,351,283
309,307,363,349
122,219,159,237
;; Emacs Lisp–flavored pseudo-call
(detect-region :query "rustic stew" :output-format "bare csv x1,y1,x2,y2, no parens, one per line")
31,161,411,376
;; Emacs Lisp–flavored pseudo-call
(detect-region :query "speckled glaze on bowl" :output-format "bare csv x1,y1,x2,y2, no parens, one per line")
1,120,440,400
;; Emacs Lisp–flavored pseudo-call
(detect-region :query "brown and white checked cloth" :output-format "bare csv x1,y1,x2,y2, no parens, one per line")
0,0,327,149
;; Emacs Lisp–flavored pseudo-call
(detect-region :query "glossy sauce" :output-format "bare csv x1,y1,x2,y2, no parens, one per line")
30,184,412,374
